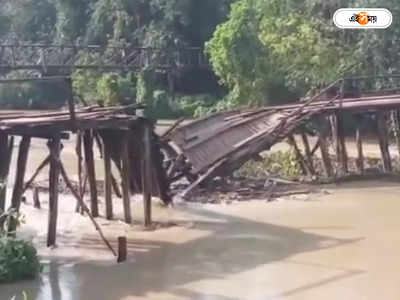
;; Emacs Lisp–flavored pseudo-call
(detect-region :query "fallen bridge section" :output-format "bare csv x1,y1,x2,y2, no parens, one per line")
168,92,400,197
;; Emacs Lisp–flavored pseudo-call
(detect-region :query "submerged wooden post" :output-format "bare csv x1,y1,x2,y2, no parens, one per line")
83,130,99,217
331,113,348,176
121,133,132,224
390,110,400,159
377,111,392,172
47,136,61,247
103,140,113,220
318,130,333,178
355,122,364,174
142,125,153,227
117,236,128,263
33,187,41,209
300,132,315,175
8,137,30,233
0,133,13,212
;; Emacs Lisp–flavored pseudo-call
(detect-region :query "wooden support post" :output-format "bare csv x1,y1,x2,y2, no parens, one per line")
65,77,76,130
75,131,83,213
103,140,113,220
8,137,30,234
318,130,333,178
287,135,311,176
33,187,41,209
58,160,117,257
121,134,132,224
47,136,61,247
390,110,400,159
355,123,364,174
117,236,128,263
111,173,122,198
0,133,13,212
142,125,153,227
331,113,348,175
83,130,99,217
300,132,315,174
377,111,392,172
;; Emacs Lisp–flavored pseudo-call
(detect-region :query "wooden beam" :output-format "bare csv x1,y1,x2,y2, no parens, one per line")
390,110,400,159
300,132,315,174
377,111,392,172
8,136,30,234
0,132,12,211
103,140,113,220
23,155,50,194
318,130,333,178
65,77,77,129
121,134,132,224
287,135,311,176
355,123,364,174
142,125,153,227
58,159,117,257
331,113,348,176
47,136,61,247
83,130,99,217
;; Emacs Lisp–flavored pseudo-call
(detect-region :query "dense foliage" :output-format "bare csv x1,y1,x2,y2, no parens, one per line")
1,0,400,114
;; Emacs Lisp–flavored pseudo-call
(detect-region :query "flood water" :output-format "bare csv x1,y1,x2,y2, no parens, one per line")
2,180,400,300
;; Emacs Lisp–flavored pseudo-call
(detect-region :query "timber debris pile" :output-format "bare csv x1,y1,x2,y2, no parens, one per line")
165,78,400,199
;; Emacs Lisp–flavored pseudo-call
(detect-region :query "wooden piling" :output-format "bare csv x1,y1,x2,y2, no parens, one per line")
390,110,400,159
33,187,41,209
117,236,128,263
121,134,132,224
142,125,153,227
8,136,30,233
47,136,61,247
103,140,113,220
300,132,315,174
75,131,83,213
0,132,12,211
331,113,348,175
355,122,364,174
287,135,311,176
318,131,333,178
83,130,99,217
377,111,392,172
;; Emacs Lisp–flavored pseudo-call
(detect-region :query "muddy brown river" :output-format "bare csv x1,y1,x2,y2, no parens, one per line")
2,133,400,299
2,180,400,300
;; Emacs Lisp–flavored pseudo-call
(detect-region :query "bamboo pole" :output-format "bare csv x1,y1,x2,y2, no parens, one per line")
8,137,30,234
0,132,13,212
318,130,333,178
83,130,99,217
23,155,50,194
390,110,400,159
103,140,113,220
58,160,117,257
355,123,364,174
121,134,132,224
300,132,315,174
47,136,61,247
142,125,153,227
377,111,392,172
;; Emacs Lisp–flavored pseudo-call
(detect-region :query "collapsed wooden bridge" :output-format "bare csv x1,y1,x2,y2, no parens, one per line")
0,77,170,256
166,76,400,197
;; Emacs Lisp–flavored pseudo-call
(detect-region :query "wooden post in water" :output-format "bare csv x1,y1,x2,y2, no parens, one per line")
83,130,99,217
331,113,348,176
355,121,364,174
121,133,132,224
318,130,333,178
390,110,400,159
47,136,61,247
0,132,13,212
75,131,83,213
33,187,41,209
103,139,113,220
287,135,311,176
142,125,153,227
300,132,315,175
377,111,392,172
8,136,30,234
117,236,128,263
